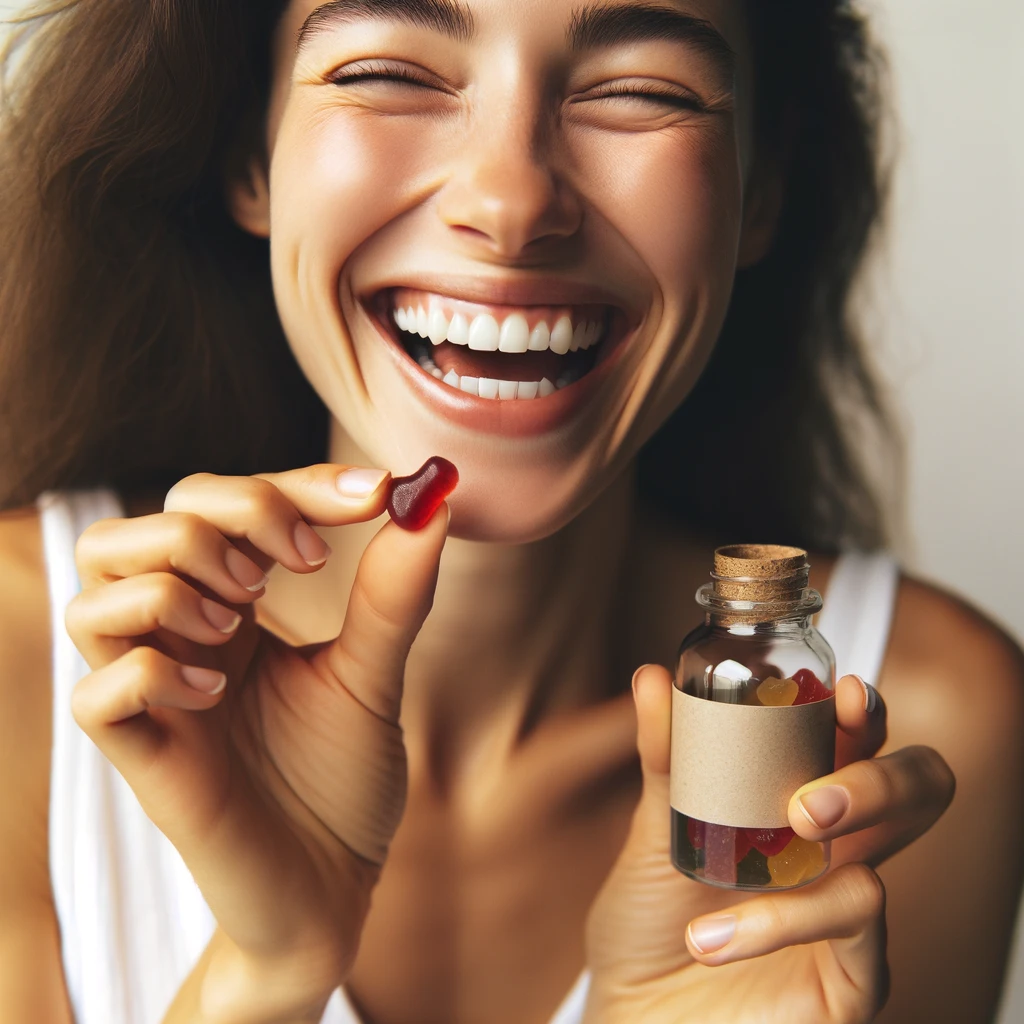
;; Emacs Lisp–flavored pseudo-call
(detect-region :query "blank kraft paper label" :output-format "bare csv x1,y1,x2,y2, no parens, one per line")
670,688,836,829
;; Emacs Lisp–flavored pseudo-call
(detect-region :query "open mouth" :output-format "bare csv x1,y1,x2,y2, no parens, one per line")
375,287,621,401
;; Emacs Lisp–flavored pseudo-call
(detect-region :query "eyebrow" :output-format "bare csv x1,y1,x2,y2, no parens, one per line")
297,0,476,51
568,3,734,74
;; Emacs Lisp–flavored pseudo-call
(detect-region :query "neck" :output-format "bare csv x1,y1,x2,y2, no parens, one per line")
312,425,639,795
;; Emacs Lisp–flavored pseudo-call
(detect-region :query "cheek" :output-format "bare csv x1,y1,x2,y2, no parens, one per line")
268,104,449,307
578,126,743,312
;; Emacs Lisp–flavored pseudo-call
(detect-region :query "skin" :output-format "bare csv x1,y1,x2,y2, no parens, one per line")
0,1,1022,1023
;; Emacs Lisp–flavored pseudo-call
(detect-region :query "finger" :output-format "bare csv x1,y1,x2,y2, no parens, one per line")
624,663,674,846
76,512,271,600
162,464,392,575
789,745,955,864
66,572,242,670
314,504,450,724
685,862,887,1005
71,644,228,765
835,673,887,767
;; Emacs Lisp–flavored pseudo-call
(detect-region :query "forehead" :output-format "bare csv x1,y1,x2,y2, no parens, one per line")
282,0,751,62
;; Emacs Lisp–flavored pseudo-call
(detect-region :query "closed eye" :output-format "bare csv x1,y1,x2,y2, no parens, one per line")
327,60,442,91
579,82,707,112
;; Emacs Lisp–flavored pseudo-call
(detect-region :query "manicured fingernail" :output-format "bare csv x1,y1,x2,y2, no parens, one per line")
798,785,850,829
293,520,331,565
200,598,242,634
181,665,227,694
225,547,269,592
853,674,878,713
336,467,389,499
688,915,736,954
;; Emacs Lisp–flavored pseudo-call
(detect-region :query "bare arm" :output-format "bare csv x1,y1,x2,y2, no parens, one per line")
876,577,1024,1023
0,508,74,1023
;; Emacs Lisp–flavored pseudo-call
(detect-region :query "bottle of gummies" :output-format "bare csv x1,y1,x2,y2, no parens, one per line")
670,545,836,891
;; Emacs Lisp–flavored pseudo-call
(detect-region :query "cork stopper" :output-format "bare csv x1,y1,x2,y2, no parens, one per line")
697,544,818,624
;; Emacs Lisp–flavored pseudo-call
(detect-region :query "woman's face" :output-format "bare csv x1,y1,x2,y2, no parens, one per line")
244,0,763,542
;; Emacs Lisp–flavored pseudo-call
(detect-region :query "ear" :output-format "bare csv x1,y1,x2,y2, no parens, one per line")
226,154,271,239
736,152,785,269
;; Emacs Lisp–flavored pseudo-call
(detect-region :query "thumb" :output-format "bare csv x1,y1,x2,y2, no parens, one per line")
627,663,674,853
313,503,450,723
586,663,704,984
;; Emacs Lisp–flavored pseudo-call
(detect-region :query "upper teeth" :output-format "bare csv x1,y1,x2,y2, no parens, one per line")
394,305,603,353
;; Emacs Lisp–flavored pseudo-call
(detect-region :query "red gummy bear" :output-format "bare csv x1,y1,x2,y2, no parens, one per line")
745,826,795,857
791,668,832,705
386,457,459,531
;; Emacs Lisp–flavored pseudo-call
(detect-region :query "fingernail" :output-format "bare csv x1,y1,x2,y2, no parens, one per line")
631,665,650,698
181,665,227,694
225,547,269,592
853,674,878,713
201,598,242,633
688,915,736,954
294,520,332,566
798,785,850,829
336,467,389,500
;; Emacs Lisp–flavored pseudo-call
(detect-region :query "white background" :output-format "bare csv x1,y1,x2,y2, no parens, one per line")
3,0,1024,1017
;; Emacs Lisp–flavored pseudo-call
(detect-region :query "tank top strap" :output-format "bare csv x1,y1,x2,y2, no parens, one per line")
815,550,901,688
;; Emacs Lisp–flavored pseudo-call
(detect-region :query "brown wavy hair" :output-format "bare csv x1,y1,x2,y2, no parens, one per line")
0,0,899,551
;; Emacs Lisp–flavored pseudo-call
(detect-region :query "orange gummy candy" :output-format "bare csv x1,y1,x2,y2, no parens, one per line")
756,676,799,707
767,836,825,887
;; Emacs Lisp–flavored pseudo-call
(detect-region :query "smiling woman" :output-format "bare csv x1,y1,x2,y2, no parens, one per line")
0,2,1020,1024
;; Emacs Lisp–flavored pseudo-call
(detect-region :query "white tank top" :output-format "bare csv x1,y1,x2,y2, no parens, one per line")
37,487,900,1024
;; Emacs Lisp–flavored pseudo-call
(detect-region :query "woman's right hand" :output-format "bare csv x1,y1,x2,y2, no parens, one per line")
65,465,449,1017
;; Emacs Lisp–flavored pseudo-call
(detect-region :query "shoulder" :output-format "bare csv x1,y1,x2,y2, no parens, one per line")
0,503,55,907
880,573,1024,759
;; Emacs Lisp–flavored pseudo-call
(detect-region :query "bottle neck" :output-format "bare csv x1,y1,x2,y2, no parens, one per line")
704,610,816,634
696,582,823,630
696,545,822,629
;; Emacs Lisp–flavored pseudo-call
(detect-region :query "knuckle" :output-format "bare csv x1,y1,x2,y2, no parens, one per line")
838,863,886,920
123,643,169,685
69,675,98,730
64,593,85,638
857,757,899,807
164,473,214,509
164,511,209,554
145,572,187,622
73,517,120,573
760,896,790,937
238,477,283,520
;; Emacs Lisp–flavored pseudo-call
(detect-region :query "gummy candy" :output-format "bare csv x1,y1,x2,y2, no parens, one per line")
387,457,459,531
703,824,739,885
756,676,799,706
767,835,825,887
791,668,832,705
736,847,772,887
745,826,795,857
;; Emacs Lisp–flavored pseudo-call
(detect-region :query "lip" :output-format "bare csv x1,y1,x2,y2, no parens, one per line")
361,281,639,438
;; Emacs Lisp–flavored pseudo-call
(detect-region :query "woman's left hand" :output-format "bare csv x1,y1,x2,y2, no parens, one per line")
583,667,955,1024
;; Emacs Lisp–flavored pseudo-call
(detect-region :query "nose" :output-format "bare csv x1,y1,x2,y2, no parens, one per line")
436,108,583,260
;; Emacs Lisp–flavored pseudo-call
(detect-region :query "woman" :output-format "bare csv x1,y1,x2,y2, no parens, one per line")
0,1,1020,1022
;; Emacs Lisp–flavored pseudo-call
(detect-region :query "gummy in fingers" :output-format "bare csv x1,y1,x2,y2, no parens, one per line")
387,457,459,531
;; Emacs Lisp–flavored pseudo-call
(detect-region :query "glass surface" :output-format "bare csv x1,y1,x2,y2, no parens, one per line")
670,617,835,891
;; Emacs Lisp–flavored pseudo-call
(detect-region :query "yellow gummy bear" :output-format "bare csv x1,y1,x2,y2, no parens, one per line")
767,836,825,887
756,676,799,707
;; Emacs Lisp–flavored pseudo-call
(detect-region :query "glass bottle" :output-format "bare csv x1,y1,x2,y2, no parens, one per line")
670,545,836,891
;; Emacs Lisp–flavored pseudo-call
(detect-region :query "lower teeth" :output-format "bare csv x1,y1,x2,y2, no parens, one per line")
408,332,588,399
